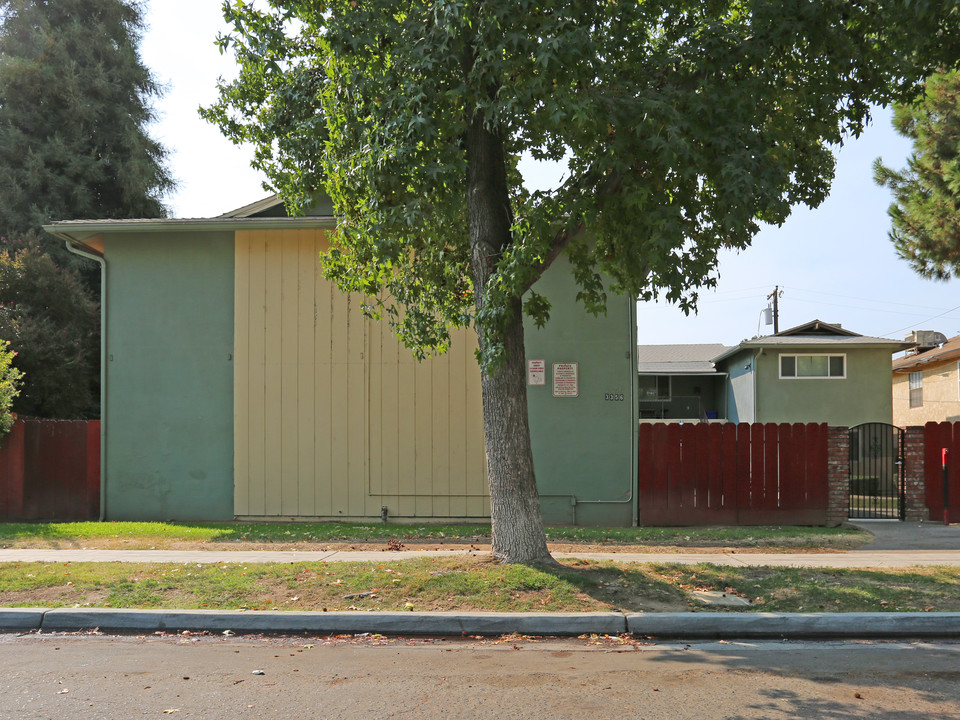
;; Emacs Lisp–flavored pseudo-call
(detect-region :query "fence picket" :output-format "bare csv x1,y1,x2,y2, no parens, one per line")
705,424,722,510
762,423,780,510
750,423,765,510
735,423,751,509
679,423,697,512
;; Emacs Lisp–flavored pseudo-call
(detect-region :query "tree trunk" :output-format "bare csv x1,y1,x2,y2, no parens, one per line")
466,116,554,566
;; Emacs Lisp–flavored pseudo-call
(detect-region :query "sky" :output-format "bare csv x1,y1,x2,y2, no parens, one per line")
139,3,960,351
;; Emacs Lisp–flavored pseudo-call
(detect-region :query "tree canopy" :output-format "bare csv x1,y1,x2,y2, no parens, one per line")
207,0,960,563
0,0,173,419
0,0,173,237
874,70,960,279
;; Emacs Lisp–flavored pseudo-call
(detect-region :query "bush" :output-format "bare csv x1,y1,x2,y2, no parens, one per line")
0,339,22,435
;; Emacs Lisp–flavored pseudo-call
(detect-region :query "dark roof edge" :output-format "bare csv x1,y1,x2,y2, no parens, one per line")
219,194,284,218
43,216,337,244
893,346,960,372
776,319,861,337
712,339,911,364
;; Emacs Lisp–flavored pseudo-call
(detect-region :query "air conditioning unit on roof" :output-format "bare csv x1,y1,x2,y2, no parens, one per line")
906,330,948,349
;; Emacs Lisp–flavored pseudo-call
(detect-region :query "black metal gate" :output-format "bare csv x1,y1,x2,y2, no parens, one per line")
848,423,905,520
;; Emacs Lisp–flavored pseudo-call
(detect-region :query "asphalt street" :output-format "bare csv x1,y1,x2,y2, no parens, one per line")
1,633,959,719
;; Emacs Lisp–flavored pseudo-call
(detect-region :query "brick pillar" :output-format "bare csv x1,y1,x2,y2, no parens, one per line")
902,426,928,521
826,426,849,526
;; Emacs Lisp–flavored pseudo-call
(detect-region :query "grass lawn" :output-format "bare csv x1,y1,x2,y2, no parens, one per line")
0,558,957,614
0,521,870,551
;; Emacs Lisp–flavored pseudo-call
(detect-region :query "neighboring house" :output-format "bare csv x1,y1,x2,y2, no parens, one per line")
712,320,910,426
892,331,960,426
636,344,732,421
45,196,638,527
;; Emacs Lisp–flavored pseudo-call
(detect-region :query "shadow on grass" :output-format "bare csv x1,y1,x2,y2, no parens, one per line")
645,563,960,613
538,559,693,613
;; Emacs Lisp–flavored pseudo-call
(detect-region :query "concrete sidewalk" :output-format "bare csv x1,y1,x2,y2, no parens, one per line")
0,547,958,566
1,517,956,567
851,519,960,550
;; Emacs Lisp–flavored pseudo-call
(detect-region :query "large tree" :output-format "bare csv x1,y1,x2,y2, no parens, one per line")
874,70,960,279
206,0,959,564
0,0,172,417
0,0,173,236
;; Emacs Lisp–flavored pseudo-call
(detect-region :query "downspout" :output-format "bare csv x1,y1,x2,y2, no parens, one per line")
64,240,107,521
753,348,763,423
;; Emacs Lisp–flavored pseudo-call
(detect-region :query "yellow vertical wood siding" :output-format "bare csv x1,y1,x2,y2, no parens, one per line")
234,229,488,519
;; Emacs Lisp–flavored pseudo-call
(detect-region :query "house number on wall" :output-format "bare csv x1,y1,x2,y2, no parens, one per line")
604,393,625,401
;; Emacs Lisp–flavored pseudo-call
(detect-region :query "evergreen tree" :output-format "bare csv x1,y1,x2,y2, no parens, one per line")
0,0,173,418
874,70,960,279
0,0,174,238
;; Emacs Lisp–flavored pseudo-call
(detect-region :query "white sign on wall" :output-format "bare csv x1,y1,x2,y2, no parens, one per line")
552,362,579,398
527,359,546,386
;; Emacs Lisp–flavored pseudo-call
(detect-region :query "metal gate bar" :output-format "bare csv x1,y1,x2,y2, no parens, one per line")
848,423,905,520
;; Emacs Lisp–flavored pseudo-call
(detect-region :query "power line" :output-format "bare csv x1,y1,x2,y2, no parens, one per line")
788,296,960,319
783,285,956,313
882,303,960,337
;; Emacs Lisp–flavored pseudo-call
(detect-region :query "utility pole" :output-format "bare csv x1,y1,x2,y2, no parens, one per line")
767,286,781,334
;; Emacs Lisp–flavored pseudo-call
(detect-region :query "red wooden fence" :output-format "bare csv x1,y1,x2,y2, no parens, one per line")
923,422,960,521
638,422,829,526
0,419,100,521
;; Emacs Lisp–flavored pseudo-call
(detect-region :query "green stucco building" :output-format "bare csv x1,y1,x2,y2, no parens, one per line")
46,197,638,526
713,320,909,426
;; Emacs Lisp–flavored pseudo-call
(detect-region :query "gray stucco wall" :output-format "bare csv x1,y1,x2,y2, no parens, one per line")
103,232,235,521
724,349,757,424
524,255,637,526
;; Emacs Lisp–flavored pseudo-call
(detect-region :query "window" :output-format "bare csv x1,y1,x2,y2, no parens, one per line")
779,354,846,379
638,375,670,400
910,371,923,408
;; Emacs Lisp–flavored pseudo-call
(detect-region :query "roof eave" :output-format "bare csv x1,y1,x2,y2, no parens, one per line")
43,215,337,246
713,340,912,364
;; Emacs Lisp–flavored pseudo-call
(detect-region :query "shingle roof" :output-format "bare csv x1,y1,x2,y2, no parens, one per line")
775,319,860,337
711,320,911,364
219,195,284,218
637,344,732,374
893,334,960,372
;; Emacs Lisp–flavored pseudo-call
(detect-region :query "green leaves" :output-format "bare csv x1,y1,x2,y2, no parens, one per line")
0,0,173,234
206,0,960,365
0,338,22,436
875,70,960,280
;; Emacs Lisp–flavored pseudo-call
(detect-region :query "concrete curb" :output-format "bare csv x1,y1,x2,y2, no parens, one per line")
626,612,960,639
0,608,46,631
4,608,960,639
37,609,625,636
